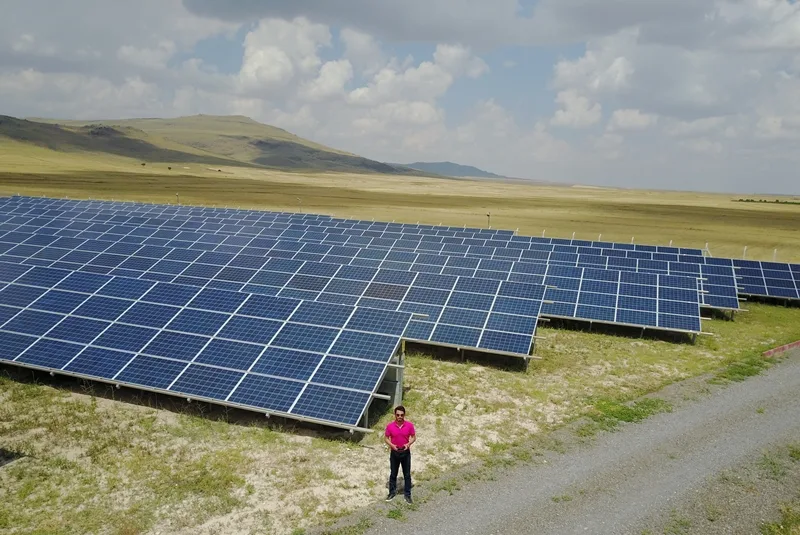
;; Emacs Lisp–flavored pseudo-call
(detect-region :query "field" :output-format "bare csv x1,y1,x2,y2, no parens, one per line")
1,163,800,535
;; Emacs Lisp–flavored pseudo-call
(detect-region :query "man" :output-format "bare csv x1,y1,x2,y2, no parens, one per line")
384,405,416,504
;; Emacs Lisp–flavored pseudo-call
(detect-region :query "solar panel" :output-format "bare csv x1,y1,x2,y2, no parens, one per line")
0,233,550,355
732,259,800,300
0,198,711,335
0,197,703,257
0,263,413,431
0,201,736,312
0,217,706,337
0,215,736,313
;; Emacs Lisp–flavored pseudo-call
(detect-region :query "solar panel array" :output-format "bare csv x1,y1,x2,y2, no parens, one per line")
0,217,700,336
0,261,413,429
0,224,549,357
0,196,708,331
0,196,704,259
0,211,739,312
0,194,795,432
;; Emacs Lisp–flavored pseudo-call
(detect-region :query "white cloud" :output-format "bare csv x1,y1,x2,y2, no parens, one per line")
300,59,354,102
3,1,800,192
608,108,657,130
550,90,602,127
237,17,331,95
340,28,385,77
117,41,176,69
432,44,489,78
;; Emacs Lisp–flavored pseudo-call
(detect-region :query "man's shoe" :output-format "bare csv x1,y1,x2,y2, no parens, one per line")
404,495,413,504
385,493,396,502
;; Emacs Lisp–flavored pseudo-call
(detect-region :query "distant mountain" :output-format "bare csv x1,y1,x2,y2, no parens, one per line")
398,161,506,179
3,114,425,176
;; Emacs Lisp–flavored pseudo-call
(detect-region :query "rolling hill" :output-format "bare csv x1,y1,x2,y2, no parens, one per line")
1,114,424,175
398,161,506,179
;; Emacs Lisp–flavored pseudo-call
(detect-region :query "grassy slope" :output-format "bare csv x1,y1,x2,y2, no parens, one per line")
0,116,247,167
24,115,421,175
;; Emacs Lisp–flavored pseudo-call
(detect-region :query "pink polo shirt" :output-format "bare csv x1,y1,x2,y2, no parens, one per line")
385,420,416,449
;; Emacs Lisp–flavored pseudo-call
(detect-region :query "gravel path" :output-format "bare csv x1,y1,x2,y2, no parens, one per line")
364,350,800,535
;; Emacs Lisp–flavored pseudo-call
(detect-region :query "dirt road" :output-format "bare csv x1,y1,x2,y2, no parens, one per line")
362,349,800,535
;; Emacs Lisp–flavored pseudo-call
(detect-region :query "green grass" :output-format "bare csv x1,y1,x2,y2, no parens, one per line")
711,353,774,384
761,503,800,534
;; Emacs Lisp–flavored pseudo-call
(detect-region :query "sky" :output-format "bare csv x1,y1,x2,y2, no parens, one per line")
1,0,800,194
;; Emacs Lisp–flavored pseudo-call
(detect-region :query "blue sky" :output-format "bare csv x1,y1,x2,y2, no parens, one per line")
1,0,800,194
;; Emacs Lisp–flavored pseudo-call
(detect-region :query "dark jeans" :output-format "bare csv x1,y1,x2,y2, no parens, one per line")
388,448,412,496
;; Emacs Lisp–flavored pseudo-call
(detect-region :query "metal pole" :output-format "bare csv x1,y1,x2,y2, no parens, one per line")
743,246,747,259
631,236,635,244
572,232,576,240
176,193,179,205
773,248,777,261
486,212,491,228
598,234,601,241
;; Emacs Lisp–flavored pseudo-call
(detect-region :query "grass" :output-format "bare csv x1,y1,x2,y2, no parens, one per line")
1,167,800,534
0,115,422,175
761,503,800,534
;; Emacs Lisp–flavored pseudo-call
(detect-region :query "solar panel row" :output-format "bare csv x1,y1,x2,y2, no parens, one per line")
0,196,709,256
0,261,413,429
734,260,800,300
0,212,738,311
0,223,703,335
0,231,547,359
0,197,703,259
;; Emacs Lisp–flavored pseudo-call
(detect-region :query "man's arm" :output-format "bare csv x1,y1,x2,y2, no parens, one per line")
406,433,416,449
384,433,397,450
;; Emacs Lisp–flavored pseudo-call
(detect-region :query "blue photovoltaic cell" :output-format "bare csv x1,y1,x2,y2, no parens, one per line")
0,285,47,307
96,277,155,299
2,309,63,336
30,290,88,314
168,364,243,400
311,356,386,392
119,302,180,329
188,288,248,313
291,384,371,426
0,305,19,325
194,339,264,370
345,307,409,336
16,338,83,369
142,331,211,361
273,323,339,353
290,301,353,328
73,296,131,321
142,283,199,306
217,316,282,345
166,309,228,336
431,324,481,348
227,374,304,412
64,347,132,379
329,330,398,361
94,324,158,353
250,347,322,381
0,331,37,360
47,316,110,344
478,330,531,355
